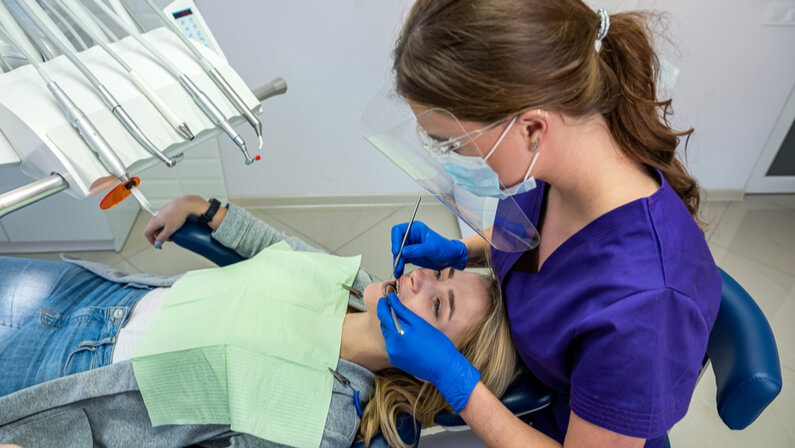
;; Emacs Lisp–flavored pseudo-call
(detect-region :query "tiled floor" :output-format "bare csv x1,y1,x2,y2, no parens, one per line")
3,195,792,447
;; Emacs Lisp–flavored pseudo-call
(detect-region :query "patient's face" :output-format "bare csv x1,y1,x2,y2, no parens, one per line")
363,268,490,344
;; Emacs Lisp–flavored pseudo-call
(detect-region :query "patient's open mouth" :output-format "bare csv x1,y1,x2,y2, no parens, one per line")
383,279,399,297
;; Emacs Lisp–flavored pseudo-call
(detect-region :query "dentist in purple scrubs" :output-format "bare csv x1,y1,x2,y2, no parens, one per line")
362,1,722,447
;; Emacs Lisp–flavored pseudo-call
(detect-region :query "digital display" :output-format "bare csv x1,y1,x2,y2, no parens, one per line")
172,8,193,19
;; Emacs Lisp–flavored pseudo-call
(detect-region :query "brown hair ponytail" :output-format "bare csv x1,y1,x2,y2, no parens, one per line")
596,12,700,218
394,0,702,220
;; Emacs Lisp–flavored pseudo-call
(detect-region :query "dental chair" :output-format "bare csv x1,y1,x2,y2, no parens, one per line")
172,216,782,447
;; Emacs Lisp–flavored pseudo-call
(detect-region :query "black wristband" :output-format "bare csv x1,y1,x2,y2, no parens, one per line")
198,198,221,225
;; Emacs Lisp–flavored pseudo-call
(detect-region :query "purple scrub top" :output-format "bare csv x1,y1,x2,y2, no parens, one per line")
491,170,721,447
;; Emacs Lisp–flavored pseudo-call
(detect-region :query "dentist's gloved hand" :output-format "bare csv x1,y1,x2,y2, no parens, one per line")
377,292,480,413
391,221,467,278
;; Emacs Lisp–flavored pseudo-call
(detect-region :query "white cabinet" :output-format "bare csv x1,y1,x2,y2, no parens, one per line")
0,168,138,253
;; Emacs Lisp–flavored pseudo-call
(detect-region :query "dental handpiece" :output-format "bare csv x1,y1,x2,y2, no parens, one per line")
140,0,264,149
48,81,130,180
15,0,177,168
48,0,194,141
1,21,156,214
89,0,255,165
0,26,128,182
177,75,252,161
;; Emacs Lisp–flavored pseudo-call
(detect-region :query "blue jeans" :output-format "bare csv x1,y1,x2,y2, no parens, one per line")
0,256,149,397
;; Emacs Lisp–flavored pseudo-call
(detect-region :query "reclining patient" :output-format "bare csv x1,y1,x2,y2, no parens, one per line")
0,196,516,448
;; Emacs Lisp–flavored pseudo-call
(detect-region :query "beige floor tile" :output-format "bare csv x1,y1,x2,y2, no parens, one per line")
708,244,795,321
708,197,795,277
752,194,795,211
335,203,461,281
248,206,400,252
246,208,333,252
770,297,795,372
700,201,731,240
123,244,218,277
120,210,156,256
403,202,464,240
333,222,394,282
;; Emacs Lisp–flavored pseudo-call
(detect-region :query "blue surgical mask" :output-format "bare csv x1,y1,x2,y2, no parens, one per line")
437,116,540,199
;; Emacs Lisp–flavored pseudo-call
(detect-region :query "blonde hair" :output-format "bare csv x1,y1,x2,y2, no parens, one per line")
358,272,516,448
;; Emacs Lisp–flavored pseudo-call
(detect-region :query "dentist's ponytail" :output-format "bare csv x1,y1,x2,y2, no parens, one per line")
595,12,700,220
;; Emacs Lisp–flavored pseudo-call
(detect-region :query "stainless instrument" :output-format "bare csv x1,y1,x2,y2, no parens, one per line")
45,0,194,141
89,0,256,165
139,0,265,149
388,196,422,336
0,25,154,213
15,0,177,168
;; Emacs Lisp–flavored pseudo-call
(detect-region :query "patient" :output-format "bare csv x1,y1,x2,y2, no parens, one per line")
0,196,516,448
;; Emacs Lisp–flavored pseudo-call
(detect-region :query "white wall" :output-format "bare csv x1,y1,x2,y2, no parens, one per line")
195,0,420,197
639,0,795,191
197,0,795,197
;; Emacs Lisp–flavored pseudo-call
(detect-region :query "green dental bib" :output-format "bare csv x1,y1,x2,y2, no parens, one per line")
131,241,361,448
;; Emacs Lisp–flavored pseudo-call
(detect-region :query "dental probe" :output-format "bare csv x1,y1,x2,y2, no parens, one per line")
15,0,178,168
0,26,155,213
139,0,265,150
388,196,423,336
392,196,422,280
48,0,194,140
88,0,257,165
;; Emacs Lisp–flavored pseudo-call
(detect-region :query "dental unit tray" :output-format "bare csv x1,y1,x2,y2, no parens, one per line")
0,26,262,199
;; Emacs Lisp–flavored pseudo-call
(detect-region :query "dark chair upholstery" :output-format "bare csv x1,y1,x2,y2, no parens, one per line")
707,268,782,429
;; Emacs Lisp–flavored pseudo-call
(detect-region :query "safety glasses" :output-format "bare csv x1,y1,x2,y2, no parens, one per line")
414,109,506,156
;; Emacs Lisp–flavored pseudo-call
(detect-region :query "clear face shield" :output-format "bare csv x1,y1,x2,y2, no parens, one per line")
360,86,540,252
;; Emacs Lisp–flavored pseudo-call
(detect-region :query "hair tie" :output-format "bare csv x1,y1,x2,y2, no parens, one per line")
594,9,610,52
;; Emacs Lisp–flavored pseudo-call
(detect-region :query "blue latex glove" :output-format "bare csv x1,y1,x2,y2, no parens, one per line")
391,221,468,278
377,292,481,413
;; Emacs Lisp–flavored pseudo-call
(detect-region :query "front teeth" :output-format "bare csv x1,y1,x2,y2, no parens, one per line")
384,279,399,297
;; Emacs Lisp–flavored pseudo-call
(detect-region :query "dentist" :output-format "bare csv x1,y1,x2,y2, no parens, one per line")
362,1,722,447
